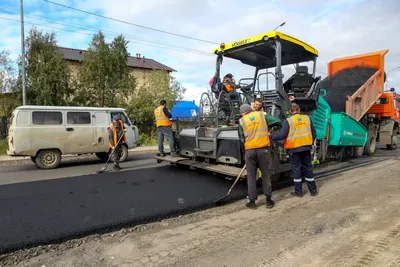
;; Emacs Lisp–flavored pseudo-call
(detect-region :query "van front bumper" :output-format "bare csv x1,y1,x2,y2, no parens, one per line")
6,150,17,156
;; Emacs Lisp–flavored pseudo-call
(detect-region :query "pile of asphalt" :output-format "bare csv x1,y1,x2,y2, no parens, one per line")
318,67,378,112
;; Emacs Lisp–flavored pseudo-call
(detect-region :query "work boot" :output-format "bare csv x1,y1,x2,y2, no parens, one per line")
310,191,318,197
246,200,257,209
113,165,121,171
290,191,303,198
266,197,275,209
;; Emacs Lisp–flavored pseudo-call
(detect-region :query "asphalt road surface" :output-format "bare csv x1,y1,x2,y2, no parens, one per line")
0,143,399,254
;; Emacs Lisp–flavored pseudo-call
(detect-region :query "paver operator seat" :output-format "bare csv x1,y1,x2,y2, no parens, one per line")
291,66,313,97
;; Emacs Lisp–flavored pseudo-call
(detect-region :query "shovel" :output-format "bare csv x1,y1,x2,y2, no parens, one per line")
97,133,125,174
214,164,247,204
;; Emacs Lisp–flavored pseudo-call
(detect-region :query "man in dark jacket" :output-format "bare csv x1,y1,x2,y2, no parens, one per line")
270,103,318,197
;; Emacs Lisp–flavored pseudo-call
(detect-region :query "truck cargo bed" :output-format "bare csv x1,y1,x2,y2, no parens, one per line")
318,50,388,121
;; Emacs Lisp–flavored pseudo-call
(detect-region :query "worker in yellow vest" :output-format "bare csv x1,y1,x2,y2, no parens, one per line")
154,99,178,157
270,103,318,197
238,104,282,209
108,115,126,171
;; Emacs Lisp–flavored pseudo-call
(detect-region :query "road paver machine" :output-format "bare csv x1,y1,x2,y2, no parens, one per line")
155,31,324,179
155,31,393,180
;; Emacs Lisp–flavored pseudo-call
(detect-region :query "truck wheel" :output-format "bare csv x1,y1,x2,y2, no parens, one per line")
95,152,108,162
35,149,61,169
364,133,377,155
386,134,397,150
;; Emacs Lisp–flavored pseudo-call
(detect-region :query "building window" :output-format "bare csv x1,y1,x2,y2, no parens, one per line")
32,111,63,125
67,112,91,124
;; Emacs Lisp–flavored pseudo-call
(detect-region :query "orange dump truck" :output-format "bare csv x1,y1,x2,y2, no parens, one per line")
367,88,400,150
318,49,399,156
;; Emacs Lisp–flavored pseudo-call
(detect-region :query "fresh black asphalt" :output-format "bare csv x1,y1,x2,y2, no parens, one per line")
0,144,398,254
0,164,248,253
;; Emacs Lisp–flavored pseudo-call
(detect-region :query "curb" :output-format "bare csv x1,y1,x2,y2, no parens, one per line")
0,146,170,162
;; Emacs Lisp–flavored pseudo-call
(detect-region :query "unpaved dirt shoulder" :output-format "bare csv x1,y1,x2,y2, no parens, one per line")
2,158,400,267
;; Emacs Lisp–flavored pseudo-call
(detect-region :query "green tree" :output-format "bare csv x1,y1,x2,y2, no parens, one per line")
0,50,19,117
126,70,186,135
74,31,136,107
24,27,72,105
0,49,16,93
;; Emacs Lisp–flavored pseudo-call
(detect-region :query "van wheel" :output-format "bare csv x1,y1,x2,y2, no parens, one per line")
120,145,129,162
95,152,108,162
35,150,61,169
108,145,129,163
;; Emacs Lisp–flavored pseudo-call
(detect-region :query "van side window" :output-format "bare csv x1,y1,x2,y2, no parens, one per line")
32,112,63,125
67,112,91,124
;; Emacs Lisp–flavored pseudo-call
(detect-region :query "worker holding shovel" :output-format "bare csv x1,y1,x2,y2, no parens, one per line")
238,104,282,209
108,115,126,171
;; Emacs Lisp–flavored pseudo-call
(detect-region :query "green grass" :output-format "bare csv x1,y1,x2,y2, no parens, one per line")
139,133,169,146
0,139,7,155
139,134,158,146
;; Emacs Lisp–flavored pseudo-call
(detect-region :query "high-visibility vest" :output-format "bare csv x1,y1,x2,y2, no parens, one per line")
284,114,313,149
108,121,126,148
154,106,172,127
239,111,270,150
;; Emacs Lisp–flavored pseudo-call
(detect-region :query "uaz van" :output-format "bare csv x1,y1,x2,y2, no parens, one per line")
7,105,139,169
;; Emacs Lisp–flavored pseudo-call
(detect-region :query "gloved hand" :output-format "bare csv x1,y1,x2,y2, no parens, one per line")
123,129,127,133
112,146,115,150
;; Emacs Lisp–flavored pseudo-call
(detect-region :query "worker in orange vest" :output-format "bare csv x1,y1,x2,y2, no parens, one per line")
154,99,178,157
238,104,282,209
108,115,126,171
270,103,318,197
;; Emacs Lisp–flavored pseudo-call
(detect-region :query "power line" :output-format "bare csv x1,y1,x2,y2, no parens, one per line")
43,0,219,45
0,5,211,55
0,15,212,56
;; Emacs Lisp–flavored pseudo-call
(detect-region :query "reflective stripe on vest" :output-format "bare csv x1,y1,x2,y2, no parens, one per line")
154,106,172,127
108,121,126,148
239,111,270,150
284,114,313,149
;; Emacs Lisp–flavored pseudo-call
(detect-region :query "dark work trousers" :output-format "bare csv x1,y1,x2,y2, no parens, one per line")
245,147,273,201
112,144,122,168
289,150,317,195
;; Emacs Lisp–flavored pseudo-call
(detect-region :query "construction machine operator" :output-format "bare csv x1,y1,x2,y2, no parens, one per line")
270,103,318,197
154,99,178,157
238,104,282,209
108,115,126,171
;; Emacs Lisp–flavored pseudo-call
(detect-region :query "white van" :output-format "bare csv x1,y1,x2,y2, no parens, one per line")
7,105,140,169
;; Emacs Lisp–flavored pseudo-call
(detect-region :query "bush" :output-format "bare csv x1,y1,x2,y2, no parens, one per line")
139,133,158,146
0,139,7,155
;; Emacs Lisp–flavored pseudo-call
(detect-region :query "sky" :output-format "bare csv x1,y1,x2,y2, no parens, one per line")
1,0,400,104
